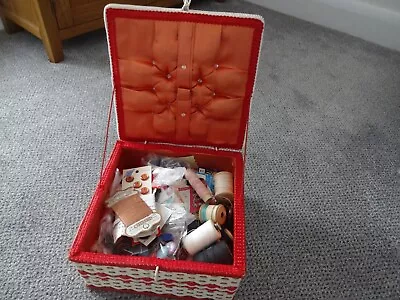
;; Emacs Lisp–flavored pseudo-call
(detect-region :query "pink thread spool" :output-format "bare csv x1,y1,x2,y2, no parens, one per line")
184,169,213,202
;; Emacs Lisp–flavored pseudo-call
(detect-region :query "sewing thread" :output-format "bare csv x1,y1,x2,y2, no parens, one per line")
193,241,233,265
214,171,234,201
199,204,227,225
182,220,221,255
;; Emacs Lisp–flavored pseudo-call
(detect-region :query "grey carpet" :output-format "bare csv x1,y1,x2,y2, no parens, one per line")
1,0,400,299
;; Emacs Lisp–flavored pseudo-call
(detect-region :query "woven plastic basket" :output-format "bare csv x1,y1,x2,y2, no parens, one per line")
69,3,264,299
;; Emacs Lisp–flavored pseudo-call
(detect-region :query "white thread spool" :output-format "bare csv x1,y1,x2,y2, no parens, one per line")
214,171,234,202
182,220,221,256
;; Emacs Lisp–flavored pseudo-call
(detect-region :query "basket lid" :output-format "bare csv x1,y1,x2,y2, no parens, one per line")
104,4,264,150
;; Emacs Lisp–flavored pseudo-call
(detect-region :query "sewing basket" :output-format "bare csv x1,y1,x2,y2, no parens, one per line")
68,2,264,299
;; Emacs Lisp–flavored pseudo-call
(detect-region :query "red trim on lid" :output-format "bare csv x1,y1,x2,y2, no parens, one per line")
105,7,264,150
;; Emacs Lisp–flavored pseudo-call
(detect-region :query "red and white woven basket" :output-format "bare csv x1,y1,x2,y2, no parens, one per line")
69,3,264,299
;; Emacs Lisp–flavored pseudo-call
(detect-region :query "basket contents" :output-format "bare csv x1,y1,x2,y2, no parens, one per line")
91,154,234,265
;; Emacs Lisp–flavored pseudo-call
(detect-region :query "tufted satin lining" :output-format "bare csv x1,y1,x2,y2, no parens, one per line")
107,10,263,149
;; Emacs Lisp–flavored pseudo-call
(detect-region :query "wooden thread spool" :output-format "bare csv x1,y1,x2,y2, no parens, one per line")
214,171,234,202
185,169,213,202
182,220,221,256
199,204,227,225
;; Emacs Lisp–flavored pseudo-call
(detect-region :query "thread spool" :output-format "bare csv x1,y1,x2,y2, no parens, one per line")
182,220,221,256
185,169,213,202
215,197,234,231
214,171,234,202
193,241,233,265
199,204,227,225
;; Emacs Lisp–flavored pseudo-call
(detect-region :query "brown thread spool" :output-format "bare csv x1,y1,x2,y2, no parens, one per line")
215,196,234,231
199,204,227,225
214,171,234,202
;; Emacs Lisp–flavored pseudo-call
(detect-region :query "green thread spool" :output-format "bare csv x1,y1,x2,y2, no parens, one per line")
199,204,227,225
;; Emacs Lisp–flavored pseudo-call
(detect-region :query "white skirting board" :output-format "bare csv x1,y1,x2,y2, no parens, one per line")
246,0,400,51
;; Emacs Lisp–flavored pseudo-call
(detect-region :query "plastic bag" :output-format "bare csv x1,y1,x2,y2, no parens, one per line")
108,169,123,197
152,167,186,187
142,154,193,169
161,202,196,255
91,209,115,254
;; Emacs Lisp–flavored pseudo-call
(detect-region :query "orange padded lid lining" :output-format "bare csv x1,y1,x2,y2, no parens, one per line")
105,7,263,149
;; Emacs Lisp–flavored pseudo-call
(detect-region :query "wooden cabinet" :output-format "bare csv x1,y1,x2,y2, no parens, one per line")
0,0,182,62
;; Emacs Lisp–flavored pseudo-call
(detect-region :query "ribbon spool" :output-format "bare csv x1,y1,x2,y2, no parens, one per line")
182,220,221,256
199,204,227,225
214,171,234,202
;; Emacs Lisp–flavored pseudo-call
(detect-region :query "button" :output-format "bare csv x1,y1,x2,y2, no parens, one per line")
152,87,156,91
212,92,216,96
181,113,186,117
141,173,149,181
181,65,187,70
167,74,172,79
152,60,156,65
197,78,203,84
214,64,219,69
133,181,142,188
141,187,149,194
125,176,134,183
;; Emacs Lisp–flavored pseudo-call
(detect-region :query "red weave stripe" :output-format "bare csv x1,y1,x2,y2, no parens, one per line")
87,285,230,300
83,271,238,292
86,275,237,294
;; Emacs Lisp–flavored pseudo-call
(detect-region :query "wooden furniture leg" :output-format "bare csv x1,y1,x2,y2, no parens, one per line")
33,0,64,63
0,16,23,34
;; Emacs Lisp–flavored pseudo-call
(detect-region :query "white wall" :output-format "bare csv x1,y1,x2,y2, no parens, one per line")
246,0,400,51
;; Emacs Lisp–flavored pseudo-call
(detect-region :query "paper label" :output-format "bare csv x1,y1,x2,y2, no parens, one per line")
176,186,203,214
197,169,215,193
135,205,173,246
112,218,127,243
125,212,161,238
